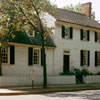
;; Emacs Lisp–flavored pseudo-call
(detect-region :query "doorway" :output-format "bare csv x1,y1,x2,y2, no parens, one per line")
63,54,70,73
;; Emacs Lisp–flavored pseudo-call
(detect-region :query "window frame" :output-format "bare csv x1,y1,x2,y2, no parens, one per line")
1,47,9,64
83,30,88,40
97,52,100,66
82,50,88,66
26,30,35,37
97,32,100,42
33,48,40,65
64,26,70,39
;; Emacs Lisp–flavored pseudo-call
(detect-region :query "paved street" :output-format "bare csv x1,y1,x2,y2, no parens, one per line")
0,90,100,100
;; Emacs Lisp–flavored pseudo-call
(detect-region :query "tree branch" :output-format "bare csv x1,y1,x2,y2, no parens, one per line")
17,3,41,33
30,0,45,34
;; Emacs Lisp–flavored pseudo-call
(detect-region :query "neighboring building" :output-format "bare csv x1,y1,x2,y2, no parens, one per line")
2,2,100,78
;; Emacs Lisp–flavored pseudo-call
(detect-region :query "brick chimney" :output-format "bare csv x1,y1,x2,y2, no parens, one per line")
81,2,91,17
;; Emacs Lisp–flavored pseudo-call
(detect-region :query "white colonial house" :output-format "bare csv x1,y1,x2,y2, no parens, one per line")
1,2,100,86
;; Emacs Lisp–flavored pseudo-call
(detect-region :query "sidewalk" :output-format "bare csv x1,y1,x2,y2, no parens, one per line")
0,84,100,95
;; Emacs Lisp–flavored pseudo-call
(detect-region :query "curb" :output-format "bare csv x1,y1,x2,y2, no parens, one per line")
0,87,100,96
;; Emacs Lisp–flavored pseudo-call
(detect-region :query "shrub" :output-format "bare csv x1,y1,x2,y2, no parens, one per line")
81,69,90,76
74,69,81,76
96,72,100,75
89,72,93,75
74,69,83,83
60,71,75,76
74,68,93,76
74,68,93,83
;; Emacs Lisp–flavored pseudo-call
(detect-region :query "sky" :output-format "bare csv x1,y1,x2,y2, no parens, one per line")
50,0,100,22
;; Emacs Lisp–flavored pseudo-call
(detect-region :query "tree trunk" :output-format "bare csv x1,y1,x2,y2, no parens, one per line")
41,35,47,88
0,46,2,76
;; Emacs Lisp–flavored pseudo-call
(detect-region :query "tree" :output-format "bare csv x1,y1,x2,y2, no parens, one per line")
64,3,95,19
64,3,81,13
0,8,11,76
0,0,55,88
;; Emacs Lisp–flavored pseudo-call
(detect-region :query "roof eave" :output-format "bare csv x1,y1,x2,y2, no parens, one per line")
56,20,100,31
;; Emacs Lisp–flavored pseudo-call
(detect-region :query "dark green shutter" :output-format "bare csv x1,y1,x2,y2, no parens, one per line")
95,32,97,42
28,48,33,65
70,27,73,39
88,51,90,66
10,45,15,64
95,51,97,66
81,50,83,66
87,30,90,41
80,29,83,40
62,26,65,38
41,48,43,66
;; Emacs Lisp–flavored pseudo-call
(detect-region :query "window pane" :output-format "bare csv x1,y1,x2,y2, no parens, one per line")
83,51,87,66
97,33,100,42
83,30,87,40
1,48,8,63
65,27,70,38
97,52,100,66
33,49,39,64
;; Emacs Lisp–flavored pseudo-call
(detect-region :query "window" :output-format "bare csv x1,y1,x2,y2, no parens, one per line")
62,26,73,39
26,30,35,37
97,33,100,42
81,29,90,41
83,51,88,66
83,30,88,40
95,52,100,66
1,48,8,63
64,27,70,38
97,52,100,66
95,32,100,42
81,50,90,66
33,49,40,64
64,51,70,55
29,30,34,37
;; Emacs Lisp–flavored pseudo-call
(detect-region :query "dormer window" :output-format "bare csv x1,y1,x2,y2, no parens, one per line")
29,30,35,37
26,30,35,37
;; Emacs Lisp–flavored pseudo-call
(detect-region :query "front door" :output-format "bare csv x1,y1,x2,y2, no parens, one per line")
63,55,70,73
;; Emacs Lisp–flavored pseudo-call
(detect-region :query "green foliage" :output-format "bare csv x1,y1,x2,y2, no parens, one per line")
64,3,81,13
81,69,90,76
60,71,75,76
74,69,93,83
96,72,100,75
74,69,83,83
74,68,93,76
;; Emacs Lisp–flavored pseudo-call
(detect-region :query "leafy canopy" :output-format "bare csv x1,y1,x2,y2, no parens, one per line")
0,0,56,39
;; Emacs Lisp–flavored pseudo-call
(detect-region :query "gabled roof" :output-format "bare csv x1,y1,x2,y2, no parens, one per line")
54,8,100,29
8,31,56,47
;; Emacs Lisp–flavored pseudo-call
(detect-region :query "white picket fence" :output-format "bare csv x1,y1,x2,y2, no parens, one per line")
83,75,100,84
0,76,76,87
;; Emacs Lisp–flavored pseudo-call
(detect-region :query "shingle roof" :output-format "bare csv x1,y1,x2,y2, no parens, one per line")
54,8,100,29
8,31,56,47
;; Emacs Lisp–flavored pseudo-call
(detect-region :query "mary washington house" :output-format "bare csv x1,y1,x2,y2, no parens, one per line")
1,2,100,78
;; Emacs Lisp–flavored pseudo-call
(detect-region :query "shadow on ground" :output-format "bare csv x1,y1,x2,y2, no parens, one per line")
43,90,100,100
